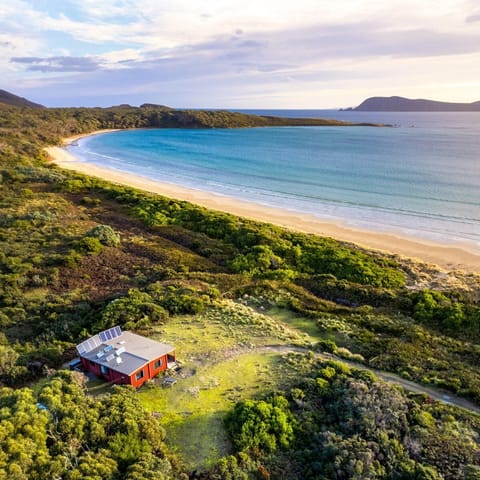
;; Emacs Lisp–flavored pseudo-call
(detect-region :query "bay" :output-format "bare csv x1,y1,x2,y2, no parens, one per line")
69,111,480,247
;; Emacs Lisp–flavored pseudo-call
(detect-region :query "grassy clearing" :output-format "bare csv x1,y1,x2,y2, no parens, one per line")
266,306,324,343
150,300,311,361
151,315,237,363
139,351,282,470
138,300,318,469
132,300,332,468
268,307,356,349
165,411,228,470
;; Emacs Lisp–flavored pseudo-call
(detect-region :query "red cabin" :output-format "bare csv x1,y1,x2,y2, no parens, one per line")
76,326,175,388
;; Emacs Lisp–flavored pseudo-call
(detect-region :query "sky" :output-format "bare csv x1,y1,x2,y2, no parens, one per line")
1,0,480,108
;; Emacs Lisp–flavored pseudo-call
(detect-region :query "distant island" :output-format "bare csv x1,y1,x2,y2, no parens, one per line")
343,95,480,112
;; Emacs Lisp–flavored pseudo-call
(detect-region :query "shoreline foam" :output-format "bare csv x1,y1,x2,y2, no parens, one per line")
44,130,480,273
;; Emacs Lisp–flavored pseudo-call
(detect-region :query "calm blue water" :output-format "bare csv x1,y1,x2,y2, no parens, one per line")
69,111,480,246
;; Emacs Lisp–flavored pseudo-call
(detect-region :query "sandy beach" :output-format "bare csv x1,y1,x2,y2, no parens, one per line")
58,129,122,146
44,130,480,273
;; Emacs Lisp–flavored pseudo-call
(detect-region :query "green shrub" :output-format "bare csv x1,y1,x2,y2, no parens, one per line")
100,289,168,330
62,250,83,267
81,196,102,206
76,237,104,254
315,339,338,354
85,224,120,247
225,395,295,453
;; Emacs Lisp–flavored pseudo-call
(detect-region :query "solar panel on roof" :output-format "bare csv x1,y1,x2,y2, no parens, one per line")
76,334,101,355
76,327,124,356
99,326,122,343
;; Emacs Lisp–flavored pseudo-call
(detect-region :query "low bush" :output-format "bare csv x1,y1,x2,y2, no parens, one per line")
85,224,121,247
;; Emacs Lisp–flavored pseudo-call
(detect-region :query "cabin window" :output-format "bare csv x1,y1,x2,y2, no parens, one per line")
101,365,108,375
135,370,145,381
154,359,162,370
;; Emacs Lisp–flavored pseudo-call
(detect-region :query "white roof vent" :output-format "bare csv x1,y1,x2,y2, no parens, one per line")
115,346,126,356
116,356,123,364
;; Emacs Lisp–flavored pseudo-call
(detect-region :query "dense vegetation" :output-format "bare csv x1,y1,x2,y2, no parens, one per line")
1,100,480,478
217,356,480,479
0,372,185,479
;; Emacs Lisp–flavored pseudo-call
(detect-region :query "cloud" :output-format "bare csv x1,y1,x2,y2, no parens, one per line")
257,23,480,62
10,55,100,72
4,1,480,107
128,20,480,76
4,1,480,65
466,13,480,23
68,0,135,20
13,18,480,100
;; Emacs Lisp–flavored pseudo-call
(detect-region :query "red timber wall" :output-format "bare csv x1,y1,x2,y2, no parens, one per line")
81,352,172,388
80,357,131,385
129,354,169,388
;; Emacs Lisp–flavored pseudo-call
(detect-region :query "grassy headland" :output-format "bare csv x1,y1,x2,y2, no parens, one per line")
1,102,480,479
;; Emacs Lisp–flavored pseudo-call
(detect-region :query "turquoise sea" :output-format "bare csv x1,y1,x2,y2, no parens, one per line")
69,111,480,247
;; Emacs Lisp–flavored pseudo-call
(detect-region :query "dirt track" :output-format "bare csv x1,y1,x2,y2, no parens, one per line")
256,345,480,415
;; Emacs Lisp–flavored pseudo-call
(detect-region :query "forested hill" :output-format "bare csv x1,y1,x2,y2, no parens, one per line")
0,88,380,128
0,103,379,130
352,95,480,112
0,88,44,108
